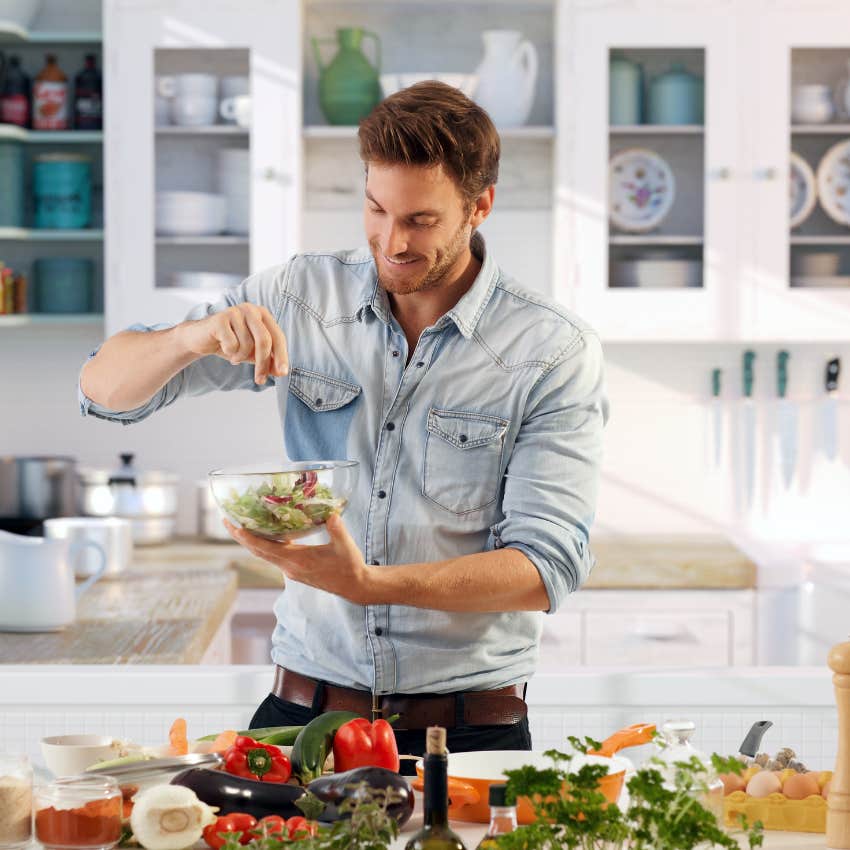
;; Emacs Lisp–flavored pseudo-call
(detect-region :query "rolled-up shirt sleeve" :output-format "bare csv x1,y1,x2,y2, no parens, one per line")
78,262,289,425
489,329,608,613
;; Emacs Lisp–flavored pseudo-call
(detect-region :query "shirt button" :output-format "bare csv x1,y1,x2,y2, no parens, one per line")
386,422,395,431
415,361,425,368
374,627,383,636
315,398,323,407
377,490,387,499
459,434,468,443
391,350,400,358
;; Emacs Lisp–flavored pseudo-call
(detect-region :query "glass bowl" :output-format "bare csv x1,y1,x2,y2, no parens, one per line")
208,461,359,542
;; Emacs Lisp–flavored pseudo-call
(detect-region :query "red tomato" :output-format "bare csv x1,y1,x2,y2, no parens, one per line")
202,813,258,849
256,815,288,838
286,816,319,839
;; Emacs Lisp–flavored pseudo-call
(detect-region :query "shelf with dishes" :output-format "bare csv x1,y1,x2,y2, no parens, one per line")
609,125,703,135
155,235,249,247
0,127,102,143
0,228,103,241
155,125,248,136
0,312,101,327
302,124,555,140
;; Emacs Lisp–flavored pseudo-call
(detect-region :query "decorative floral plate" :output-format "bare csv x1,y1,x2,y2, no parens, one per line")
789,151,817,229
816,139,850,227
609,147,676,233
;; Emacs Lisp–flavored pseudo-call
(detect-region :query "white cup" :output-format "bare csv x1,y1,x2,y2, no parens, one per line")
172,95,218,126
221,75,249,98
219,95,251,127
44,517,133,579
791,84,835,124
157,73,217,98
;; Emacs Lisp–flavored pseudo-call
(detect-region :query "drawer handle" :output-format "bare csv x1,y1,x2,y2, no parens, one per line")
631,621,693,642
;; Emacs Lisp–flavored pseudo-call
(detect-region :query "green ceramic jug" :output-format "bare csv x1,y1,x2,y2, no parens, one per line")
312,27,381,125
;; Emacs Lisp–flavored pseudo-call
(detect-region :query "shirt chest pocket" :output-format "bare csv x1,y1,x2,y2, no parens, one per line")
286,367,361,460
422,407,509,515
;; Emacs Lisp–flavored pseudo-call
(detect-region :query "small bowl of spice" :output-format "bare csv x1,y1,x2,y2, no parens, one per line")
0,754,32,850
35,775,123,850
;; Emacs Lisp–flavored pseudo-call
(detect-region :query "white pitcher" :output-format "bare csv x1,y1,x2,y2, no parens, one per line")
0,530,106,631
473,30,538,128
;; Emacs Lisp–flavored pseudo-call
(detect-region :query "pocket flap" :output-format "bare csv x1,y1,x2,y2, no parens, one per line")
427,407,508,449
289,367,361,412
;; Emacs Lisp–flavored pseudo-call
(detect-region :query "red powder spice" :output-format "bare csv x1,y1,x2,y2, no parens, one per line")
35,796,122,847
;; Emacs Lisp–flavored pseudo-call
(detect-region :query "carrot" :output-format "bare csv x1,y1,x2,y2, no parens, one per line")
169,717,189,756
209,729,238,753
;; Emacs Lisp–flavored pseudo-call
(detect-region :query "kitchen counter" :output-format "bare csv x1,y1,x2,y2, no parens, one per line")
134,534,757,590
0,567,237,664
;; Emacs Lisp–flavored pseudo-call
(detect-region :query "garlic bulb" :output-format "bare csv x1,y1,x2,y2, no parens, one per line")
130,785,217,850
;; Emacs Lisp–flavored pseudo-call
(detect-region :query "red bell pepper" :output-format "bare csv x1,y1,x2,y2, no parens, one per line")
223,735,292,783
202,813,257,849
332,717,400,772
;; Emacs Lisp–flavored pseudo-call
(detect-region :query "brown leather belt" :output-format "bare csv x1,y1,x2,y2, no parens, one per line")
272,666,527,731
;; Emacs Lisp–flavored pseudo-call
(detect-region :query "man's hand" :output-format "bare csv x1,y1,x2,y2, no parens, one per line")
178,303,289,385
223,514,374,603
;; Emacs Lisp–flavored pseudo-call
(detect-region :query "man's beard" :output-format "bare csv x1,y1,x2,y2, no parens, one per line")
371,219,471,296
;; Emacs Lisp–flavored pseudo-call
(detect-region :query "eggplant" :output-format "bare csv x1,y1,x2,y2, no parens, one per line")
171,767,305,820
307,767,415,826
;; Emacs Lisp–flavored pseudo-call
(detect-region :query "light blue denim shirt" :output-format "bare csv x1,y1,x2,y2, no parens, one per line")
79,234,608,694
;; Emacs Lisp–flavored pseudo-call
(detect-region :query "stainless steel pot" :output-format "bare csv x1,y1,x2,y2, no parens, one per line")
78,453,179,545
0,456,78,520
43,517,134,578
197,479,230,541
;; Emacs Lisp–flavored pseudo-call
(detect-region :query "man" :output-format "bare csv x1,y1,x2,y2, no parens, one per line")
79,82,607,763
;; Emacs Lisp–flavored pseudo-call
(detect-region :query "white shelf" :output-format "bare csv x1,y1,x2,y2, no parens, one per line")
609,235,704,246
791,124,850,135
0,25,102,43
155,235,250,246
790,235,850,245
156,126,249,136
0,126,103,144
0,313,102,328
610,124,704,135
303,125,555,140
0,228,104,241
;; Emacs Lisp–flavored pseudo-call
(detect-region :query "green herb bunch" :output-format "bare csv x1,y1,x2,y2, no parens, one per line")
496,736,764,850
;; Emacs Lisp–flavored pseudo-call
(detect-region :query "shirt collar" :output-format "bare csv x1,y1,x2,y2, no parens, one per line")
356,232,498,339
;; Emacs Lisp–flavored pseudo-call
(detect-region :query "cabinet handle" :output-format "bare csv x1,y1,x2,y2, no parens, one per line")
262,167,291,185
631,620,694,642
755,167,778,181
708,167,732,180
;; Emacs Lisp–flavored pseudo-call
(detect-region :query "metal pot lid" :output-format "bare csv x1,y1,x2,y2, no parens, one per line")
86,752,222,781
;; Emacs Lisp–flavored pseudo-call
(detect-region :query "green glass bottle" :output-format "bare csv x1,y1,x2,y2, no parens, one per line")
405,727,467,850
475,785,517,850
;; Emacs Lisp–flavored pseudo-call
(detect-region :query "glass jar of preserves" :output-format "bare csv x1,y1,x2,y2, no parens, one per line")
0,754,33,850
35,775,122,850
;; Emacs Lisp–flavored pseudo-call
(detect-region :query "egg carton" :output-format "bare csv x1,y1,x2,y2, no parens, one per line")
723,791,827,833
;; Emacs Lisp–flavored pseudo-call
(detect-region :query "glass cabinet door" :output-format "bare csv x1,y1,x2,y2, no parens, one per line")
104,0,300,335
556,3,739,341
746,2,850,340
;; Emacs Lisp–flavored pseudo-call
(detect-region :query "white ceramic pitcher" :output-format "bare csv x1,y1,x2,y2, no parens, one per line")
0,530,106,631
473,29,538,128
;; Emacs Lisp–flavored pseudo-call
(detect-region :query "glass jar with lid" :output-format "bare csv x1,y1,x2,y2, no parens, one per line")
0,754,33,850
655,719,724,823
35,775,123,850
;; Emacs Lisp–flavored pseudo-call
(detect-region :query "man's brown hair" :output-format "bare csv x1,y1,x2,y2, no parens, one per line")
358,80,500,210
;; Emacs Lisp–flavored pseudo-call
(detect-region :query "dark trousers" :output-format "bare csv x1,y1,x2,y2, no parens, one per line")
250,692,532,776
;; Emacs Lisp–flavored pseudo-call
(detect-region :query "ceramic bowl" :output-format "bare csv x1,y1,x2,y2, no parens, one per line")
208,461,359,543
41,735,125,776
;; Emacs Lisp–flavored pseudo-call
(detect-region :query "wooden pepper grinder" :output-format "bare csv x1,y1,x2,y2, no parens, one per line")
827,639,850,849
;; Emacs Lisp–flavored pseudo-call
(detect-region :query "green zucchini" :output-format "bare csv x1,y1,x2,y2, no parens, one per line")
290,710,361,783
197,725,303,743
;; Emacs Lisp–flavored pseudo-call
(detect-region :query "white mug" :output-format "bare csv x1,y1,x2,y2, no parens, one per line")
44,517,133,579
219,95,251,127
221,75,249,99
157,73,217,98
0,530,106,631
172,95,218,126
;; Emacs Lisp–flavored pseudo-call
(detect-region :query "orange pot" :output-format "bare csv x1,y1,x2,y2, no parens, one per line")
412,722,655,824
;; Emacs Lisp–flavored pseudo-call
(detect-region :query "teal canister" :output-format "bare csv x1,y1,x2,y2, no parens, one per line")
312,27,381,125
0,142,25,227
647,63,703,125
33,257,94,313
609,54,643,125
33,153,92,229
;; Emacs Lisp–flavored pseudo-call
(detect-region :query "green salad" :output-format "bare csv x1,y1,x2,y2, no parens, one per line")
221,470,346,538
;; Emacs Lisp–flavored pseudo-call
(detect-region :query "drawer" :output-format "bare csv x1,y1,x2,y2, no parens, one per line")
582,609,733,666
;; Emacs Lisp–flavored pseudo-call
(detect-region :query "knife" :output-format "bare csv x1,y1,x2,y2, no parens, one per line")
741,350,757,510
820,357,841,462
776,350,797,490
711,368,723,468
738,720,773,760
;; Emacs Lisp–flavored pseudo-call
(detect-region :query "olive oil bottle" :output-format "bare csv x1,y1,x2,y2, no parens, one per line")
405,727,467,850
475,785,518,850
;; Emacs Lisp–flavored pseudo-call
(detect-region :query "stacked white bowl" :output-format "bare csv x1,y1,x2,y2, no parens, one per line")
155,191,226,236
217,148,250,235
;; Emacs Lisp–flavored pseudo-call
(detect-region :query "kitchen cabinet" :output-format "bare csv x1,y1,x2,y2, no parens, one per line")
559,0,850,341
540,589,756,669
104,0,301,333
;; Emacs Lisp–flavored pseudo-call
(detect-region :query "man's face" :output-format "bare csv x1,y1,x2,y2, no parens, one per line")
364,162,475,296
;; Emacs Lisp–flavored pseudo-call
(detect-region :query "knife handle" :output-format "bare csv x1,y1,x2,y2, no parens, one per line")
827,357,841,393
711,368,722,399
777,350,789,399
743,350,756,398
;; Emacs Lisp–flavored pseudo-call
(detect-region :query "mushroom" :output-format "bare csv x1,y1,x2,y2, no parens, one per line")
129,785,217,850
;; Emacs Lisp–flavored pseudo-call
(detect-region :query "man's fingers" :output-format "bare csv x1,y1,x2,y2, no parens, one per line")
261,310,289,377
214,319,240,358
244,309,273,383
226,309,254,364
